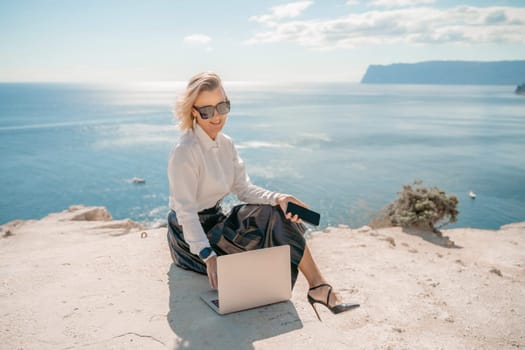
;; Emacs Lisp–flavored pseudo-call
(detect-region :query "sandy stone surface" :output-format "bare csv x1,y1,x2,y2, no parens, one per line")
1,205,523,349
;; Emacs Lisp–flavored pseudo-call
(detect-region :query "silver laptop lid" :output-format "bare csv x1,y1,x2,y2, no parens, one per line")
217,245,292,314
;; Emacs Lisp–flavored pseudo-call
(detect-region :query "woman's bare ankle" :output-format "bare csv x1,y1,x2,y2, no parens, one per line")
308,278,328,289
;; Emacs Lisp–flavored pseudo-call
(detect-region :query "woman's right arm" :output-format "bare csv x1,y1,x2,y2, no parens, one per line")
167,145,213,256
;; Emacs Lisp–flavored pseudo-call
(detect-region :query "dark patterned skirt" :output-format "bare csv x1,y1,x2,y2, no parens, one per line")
167,201,307,290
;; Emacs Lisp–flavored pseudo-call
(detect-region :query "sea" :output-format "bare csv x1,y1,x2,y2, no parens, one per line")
1,82,524,231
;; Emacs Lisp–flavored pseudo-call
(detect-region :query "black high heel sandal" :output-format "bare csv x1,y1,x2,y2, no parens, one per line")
307,283,360,321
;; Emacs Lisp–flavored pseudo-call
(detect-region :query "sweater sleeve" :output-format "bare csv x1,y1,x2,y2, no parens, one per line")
167,145,211,256
230,141,282,205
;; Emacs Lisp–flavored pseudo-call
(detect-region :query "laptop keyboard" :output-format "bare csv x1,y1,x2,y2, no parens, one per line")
212,299,220,307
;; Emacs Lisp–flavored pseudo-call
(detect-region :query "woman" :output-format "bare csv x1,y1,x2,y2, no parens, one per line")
166,71,359,321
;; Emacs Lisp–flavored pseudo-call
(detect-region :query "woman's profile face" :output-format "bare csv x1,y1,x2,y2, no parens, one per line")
192,87,228,140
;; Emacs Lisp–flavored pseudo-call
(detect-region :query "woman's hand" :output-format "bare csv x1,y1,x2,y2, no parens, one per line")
206,255,218,289
276,194,308,223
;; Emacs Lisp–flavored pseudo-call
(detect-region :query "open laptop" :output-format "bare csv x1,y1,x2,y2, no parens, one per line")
200,245,292,315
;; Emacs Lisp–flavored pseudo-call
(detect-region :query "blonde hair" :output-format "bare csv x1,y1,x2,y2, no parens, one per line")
173,71,229,132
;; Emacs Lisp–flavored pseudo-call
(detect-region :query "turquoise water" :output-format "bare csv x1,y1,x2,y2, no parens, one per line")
1,82,523,230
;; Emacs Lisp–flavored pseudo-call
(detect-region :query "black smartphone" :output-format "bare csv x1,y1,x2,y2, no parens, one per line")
286,202,321,226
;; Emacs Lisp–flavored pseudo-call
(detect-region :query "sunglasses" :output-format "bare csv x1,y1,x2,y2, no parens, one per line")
192,100,231,120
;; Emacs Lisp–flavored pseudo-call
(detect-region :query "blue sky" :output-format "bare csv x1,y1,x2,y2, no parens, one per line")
1,0,524,83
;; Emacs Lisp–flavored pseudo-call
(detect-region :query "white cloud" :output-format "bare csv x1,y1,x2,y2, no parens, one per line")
370,0,434,7
346,0,360,6
249,1,314,27
243,5,525,50
183,34,212,45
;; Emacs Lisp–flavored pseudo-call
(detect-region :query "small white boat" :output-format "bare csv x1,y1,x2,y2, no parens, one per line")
469,191,476,199
132,177,146,184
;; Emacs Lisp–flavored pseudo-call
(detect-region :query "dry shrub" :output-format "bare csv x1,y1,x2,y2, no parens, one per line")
370,179,459,233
